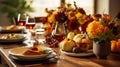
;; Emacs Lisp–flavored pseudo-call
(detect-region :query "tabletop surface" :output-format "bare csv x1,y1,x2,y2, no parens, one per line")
0,43,120,67
0,30,120,67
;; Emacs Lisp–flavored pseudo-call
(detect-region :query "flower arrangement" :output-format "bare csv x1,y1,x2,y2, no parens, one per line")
42,2,93,36
86,14,116,42
42,2,120,48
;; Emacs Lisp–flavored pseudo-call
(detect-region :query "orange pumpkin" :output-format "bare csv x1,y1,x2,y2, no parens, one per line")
111,40,120,52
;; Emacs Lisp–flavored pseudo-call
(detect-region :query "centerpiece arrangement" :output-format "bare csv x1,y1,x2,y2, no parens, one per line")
42,2,93,47
86,14,120,59
87,17,110,59
41,2,120,59
86,14,114,43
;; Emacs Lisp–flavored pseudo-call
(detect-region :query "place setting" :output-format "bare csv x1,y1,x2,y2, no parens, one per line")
8,39,59,65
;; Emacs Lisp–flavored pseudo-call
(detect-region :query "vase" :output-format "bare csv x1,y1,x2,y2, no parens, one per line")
93,40,111,59
52,22,66,42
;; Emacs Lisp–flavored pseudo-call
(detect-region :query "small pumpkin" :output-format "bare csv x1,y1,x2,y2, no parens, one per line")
111,40,120,52
59,38,76,52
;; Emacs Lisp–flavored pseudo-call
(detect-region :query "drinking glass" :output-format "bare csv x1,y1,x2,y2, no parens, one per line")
17,13,26,26
34,17,45,40
26,17,36,29
25,17,36,40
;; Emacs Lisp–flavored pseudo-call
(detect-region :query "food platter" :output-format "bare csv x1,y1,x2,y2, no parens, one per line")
0,25,24,33
0,34,25,43
61,49,94,57
9,46,53,61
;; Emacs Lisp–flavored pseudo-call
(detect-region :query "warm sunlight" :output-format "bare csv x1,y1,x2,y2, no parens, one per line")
29,0,94,17
65,0,94,14
29,0,60,17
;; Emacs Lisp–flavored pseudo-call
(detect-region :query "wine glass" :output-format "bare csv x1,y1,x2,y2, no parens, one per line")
26,17,36,30
17,13,26,26
25,16,36,40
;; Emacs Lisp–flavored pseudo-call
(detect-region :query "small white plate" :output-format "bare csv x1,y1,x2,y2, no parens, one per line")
61,49,94,57
9,46,52,61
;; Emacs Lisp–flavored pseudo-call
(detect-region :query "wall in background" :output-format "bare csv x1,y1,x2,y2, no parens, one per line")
0,0,10,26
96,0,120,17
0,13,10,26
109,0,120,17
96,0,109,14
0,0,120,25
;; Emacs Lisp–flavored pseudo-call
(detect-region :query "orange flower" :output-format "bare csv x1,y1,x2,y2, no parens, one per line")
104,26,108,32
86,19,115,42
86,21,105,39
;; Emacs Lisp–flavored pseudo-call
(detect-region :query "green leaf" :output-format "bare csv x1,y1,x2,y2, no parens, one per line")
0,0,34,24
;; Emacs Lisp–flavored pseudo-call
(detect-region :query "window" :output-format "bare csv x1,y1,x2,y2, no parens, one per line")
65,0,94,14
29,0,94,17
29,0,60,17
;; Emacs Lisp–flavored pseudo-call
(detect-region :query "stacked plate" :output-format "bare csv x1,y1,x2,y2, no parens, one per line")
0,25,24,33
0,34,25,43
9,46,56,61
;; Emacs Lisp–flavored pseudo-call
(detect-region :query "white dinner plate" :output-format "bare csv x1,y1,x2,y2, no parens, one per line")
9,46,53,61
61,49,94,57
0,34,25,43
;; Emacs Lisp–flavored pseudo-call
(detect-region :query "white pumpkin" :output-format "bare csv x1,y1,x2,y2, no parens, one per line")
67,32,75,40
73,34,83,43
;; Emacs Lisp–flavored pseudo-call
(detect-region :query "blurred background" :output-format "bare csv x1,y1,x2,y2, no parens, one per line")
0,0,120,26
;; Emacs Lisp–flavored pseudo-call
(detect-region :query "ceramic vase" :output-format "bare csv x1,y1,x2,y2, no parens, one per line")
93,40,111,59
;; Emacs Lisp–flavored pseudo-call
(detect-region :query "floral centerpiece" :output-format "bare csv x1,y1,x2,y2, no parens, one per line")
42,2,93,36
86,14,119,59
42,2,94,47
86,14,115,43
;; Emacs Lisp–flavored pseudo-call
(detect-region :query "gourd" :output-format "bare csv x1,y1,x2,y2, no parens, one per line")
111,40,120,52
59,38,76,52
67,32,75,40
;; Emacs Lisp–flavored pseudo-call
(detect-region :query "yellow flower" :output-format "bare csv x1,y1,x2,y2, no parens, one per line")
48,14,56,23
86,21,105,39
75,12,83,19
75,12,87,25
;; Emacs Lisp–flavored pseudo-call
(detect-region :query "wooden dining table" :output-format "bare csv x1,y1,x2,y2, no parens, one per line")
0,28,120,67
0,42,120,67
